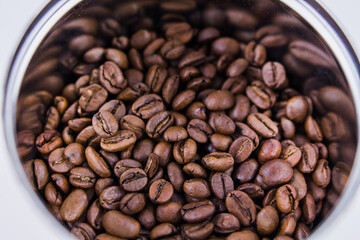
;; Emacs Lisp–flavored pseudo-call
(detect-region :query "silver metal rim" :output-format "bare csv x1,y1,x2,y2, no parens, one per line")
3,0,360,238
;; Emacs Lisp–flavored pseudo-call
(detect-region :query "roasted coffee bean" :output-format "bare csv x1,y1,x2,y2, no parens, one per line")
31,159,49,190
99,100,126,121
85,146,111,178
280,117,295,139
262,61,287,90
48,147,74,173
212,213,240,234
149,179,174,204
167,162,185,192
246,81,276,110
181,200,215,223
146,111,174,139
60,189,88,223
187,119,212,144
69,167,96,189
99,61,127,95
297,143,317,173
99,186,125,210
245,41,267,66
102,210,140,239
51,173,70,194
182,162,207,179
105,49,128,69
312,159,331,188
210,173,234,200
120,168,148,192
258,139,281,164
289,169,307,200
144,153,160,178
163,126,188,142
132,94,165,119
285,96,308,123
227,230,260,240
99,150,119,168
276,184,299,213
87,199,104,230
79,84,108,112
229,136,254,163
294,223,310,240
145,65,168,93
172,89,196,111
225,190,257,226
281,145,301,167
100,130,137,152
213,113,235,135
92,111,118,137
204,90,234,111
256,206,279,236
173,139,197,164
211,37,240,56
185,102,207,120
119,193,146,215
234,159,259,184
183,178,211,199
114,159,142,178
150,223,177,240
302,193,316,224
202,152,234,172
45,182,62,206
36,130,63,155
247,113,278,138
210,133,232,151
229,94,250,122
138,204,156,229
68,118,92,132
95,178,115,196
44,106,60,130
156,201,182,224
236,183,264,200
71,223,96,240
64,143,85,166
179,66,200,82
119,115,145,139
178,51,206,69
256,159,293,187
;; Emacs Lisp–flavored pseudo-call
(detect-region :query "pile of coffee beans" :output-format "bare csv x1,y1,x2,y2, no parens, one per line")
17,0,356,240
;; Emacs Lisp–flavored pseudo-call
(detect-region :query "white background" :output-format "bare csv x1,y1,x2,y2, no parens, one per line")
0,0,360,239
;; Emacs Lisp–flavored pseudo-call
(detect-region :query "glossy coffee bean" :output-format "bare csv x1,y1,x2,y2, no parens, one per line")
187,119,212,144
173,139,197,164
258,139,281,164
256,159,293,187
183,178,211,199
79,84,108,112
234,159,259,184
102,210,141,239
204,90,234,111
256,206,279,236
149,179,174,204
99,61,127,95
312,159,331,188
229,136,254,163
181,200,215,223
146,111,174,139
120,168,148,192
60,189,89,223
85,146,111,178
247,113,278,138
92,111,118,137
132,94,165,119
69,167,96,189
119,193,146,215
210,173,234,200
156,201,182,224
225,190,256,226
202,152,234,172
100,130,137,152
99,186,125,210
276,184,299,213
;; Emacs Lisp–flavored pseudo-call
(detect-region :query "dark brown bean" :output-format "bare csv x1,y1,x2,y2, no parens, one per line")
225,190,257,226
